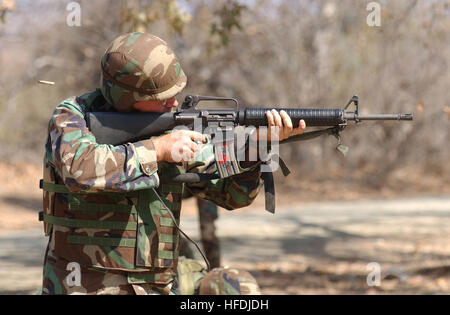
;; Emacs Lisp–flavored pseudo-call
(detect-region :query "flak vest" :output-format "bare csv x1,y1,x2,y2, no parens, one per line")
40,160,186,282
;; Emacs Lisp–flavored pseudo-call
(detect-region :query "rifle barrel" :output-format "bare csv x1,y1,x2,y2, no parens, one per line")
344,113,413,121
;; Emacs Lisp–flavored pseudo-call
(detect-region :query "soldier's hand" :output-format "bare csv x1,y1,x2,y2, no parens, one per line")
255,109,306,142
152,130,207,163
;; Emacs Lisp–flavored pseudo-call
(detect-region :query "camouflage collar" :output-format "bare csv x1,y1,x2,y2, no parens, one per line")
76,89,116,112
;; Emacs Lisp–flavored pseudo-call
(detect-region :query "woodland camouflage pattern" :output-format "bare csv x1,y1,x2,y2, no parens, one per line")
199,267,261,295
41,64,261,294
100,32,187,111
176,258,260,295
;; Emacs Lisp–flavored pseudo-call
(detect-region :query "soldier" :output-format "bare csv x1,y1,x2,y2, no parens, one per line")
40,32,306,295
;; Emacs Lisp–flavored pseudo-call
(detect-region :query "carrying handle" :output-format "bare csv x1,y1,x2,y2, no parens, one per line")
181,95,239,112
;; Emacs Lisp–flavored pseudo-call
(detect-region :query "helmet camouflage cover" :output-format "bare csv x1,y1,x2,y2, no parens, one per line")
100,32,187,111
177,258,261,295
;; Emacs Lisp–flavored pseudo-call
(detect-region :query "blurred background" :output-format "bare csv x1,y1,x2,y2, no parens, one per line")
0,0,449,294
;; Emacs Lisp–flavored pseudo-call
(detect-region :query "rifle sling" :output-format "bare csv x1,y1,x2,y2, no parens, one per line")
261,171,275,214
281,126,341,144
159,173,220,184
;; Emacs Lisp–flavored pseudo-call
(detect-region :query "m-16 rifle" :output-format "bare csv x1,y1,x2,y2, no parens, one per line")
86,95,413,212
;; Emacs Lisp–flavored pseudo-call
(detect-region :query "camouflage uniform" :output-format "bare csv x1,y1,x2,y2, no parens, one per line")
40,32,261,295
176,258,259,295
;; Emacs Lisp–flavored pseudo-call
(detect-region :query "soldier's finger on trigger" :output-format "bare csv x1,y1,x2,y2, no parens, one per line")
189,141,199,152
181,135,191,146
188,131,206,143
185,149,194,161
180,144,192,156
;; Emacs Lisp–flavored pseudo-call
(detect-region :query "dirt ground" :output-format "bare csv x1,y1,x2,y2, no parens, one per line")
0,162,449,295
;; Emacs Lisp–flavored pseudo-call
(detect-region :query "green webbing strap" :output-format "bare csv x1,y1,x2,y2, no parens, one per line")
39,180,138,197
42,214,137,230
159,233,177,243
67,235,136,247
74,238,170,261
160,217,176,227
40,180,72,194
69,203,137,214
127,273,159,284
67,236,176,254
158,250,174,260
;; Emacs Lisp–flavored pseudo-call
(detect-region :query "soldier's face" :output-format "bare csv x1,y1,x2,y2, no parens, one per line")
133,97,179,112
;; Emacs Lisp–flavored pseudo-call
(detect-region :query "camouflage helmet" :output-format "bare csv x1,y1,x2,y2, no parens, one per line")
198,268,261,295
100,32,187,111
